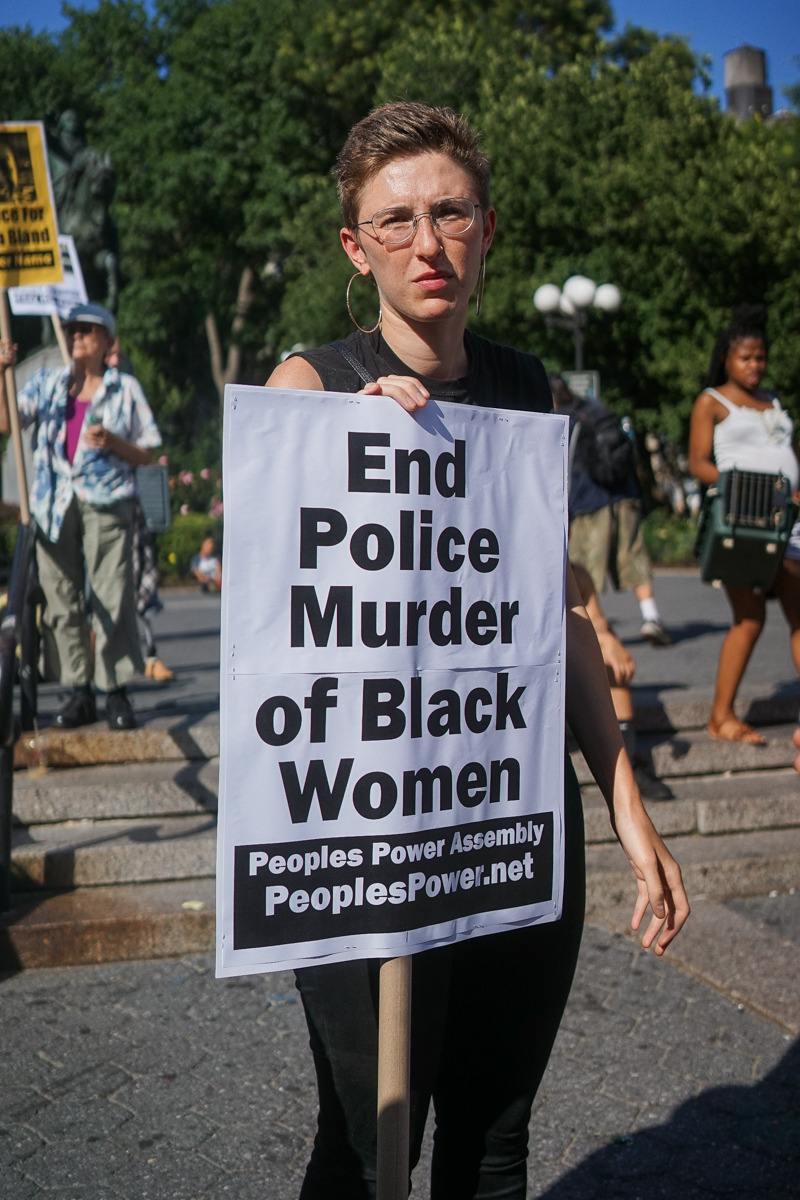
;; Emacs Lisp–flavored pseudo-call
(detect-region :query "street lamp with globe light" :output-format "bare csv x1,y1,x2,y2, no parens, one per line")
533,275,621,371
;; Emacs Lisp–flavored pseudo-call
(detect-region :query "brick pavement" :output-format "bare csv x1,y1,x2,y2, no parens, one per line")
3,912,798,1200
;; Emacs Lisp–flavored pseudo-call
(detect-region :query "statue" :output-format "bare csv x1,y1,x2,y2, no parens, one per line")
48,110,121,312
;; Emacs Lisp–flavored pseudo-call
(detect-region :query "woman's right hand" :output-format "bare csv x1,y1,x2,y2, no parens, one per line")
359,375,429,412
597,629,635,687
1,340,18,369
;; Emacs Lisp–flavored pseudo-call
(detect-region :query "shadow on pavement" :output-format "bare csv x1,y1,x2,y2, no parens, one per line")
536,1039,800,1200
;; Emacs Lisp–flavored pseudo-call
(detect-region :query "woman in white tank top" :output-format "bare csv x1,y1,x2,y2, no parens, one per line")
688,307,800,744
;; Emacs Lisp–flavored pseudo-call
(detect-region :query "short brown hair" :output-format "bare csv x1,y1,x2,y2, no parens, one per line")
335,101,491,230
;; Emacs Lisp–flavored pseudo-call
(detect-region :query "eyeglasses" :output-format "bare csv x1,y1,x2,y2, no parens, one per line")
357,197,483,245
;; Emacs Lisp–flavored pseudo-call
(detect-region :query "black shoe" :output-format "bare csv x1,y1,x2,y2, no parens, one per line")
106,688,137,731
54,687,97,729
633,760,674,801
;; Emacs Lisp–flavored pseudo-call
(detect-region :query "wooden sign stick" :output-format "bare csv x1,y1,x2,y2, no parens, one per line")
0,289,30,525
376,954,412,1200
51,312,70,366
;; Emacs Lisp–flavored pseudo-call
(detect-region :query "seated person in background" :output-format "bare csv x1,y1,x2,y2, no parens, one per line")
191,533,221,592
572,561,674,801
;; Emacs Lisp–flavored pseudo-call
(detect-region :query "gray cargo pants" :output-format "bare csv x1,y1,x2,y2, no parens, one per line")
36,494,143,692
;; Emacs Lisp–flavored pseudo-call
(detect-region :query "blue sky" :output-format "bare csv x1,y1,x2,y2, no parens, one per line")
6,0,800,107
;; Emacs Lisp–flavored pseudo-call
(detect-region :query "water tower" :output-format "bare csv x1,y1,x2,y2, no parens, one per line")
724,45,773,119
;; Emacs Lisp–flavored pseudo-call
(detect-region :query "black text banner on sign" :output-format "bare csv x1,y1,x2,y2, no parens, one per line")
217,388,569,977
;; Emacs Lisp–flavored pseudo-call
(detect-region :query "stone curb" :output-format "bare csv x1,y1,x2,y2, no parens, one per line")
13,714,219,771
13,692,799,772
0,878,216,970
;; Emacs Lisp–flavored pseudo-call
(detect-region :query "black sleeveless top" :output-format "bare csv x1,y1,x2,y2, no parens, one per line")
295,328,552,414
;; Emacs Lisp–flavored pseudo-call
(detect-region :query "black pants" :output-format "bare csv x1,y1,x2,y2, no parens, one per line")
295,759,586,1200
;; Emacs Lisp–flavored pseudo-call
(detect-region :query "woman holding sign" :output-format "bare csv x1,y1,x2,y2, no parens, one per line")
266,101,689,1199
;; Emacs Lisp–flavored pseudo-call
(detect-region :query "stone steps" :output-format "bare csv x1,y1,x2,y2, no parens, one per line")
570,723,799,784
5,823,800,970
10,763,799,893
581,769,800,842
12,758,219,825
11,813,217,891
11,691,796,773
2,708,798,968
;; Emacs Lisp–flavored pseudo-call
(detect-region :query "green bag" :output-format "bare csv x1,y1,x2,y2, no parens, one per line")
694,469,798,590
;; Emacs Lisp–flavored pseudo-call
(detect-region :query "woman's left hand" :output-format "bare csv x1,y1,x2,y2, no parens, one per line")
83,423,153,467
359,375,429,412
612,796,690,954
83,423,111,451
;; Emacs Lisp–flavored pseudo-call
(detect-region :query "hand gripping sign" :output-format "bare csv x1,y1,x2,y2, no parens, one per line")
216,386,569,977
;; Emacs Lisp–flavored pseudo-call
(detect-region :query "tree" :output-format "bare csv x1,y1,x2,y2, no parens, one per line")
2,0,799,457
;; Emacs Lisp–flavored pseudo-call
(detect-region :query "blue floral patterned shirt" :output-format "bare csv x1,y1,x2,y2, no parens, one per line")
17,365,162,542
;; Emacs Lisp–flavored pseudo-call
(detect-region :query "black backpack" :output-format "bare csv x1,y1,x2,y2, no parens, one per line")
569,401,636,491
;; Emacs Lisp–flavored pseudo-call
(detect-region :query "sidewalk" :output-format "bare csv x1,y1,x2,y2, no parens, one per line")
3,571,798,1198
2,895,798,1200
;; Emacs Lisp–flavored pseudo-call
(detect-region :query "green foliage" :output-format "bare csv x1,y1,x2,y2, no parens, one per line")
3,0,800,464
642,508,697,567
156,511,222,582
0,26,66,121
0,520,17,582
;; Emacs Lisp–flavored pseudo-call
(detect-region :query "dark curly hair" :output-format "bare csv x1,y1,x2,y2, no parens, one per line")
705,304,769,388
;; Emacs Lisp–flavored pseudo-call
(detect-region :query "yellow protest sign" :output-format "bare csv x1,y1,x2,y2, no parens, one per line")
0,122,62,287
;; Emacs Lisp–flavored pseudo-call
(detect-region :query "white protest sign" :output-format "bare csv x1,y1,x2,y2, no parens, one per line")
8,234,88,318
216,387,569,977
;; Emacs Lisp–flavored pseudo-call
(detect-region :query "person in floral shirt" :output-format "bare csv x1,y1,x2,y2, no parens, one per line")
0,302,161,729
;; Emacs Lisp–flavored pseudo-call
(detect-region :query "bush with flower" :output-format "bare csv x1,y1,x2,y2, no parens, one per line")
166,457,223,520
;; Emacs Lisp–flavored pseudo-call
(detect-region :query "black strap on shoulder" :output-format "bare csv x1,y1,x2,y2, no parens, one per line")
332,340,376,386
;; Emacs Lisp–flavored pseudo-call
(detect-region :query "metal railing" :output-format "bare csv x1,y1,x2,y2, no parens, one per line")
0,521,39,912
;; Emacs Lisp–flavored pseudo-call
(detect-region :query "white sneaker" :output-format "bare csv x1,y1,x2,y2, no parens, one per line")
640,619,671,646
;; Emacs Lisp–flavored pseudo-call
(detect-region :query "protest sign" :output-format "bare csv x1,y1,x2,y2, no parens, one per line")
8,234,86,317
216,387,569,977
0,122,62,287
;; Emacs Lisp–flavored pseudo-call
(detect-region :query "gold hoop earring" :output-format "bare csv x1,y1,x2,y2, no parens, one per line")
475,256,486,318
346,272,382,334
